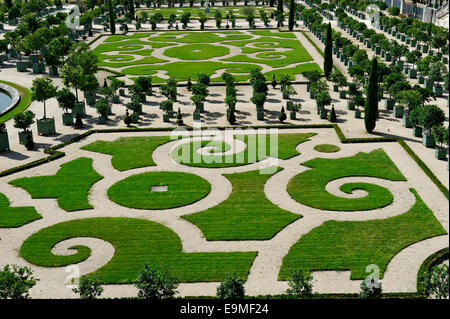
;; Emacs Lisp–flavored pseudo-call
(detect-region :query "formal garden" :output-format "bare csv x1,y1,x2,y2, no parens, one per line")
0,0,448,301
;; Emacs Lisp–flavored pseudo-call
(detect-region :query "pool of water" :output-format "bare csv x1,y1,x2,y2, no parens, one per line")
0,91,12,114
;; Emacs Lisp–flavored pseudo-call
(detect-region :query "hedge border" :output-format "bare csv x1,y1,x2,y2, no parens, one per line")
1,124,448,201
416,247,449,295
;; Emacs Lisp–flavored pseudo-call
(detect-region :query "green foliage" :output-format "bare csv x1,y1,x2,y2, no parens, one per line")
56,88,76,114
0,265,38,299
31,76,57,119
418,264,449,299
216,274,245,299
20,217,257,283
13,110,35,132
280,189,446,280
286,269,313,298
328,105,337,123
134,264,179,300
359,280,382,299
364,58,378,133
9,158,103,212
419,104,445,131
72,277,104,299
324,23,333,79
0,192,41,228
278,106,287,123
313,144,340,153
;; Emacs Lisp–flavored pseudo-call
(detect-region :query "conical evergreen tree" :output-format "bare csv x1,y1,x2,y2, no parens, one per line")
288,0,295,31
129,0,135,18
278,106,287,123
109,0,116,35
364,58,379,133
328,105,337,122
277,0,283,13
324,23,333,79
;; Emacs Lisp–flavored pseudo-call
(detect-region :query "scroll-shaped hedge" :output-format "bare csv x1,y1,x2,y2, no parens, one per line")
287,149,406,211
20,217,257,284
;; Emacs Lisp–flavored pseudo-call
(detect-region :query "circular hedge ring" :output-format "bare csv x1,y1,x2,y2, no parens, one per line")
108,172,211,210
314,144,341,153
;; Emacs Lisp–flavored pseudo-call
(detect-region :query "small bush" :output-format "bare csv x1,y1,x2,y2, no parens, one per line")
359,279,382,299
0,265,39,299
278,106,287,123
286,269,313,298
216,274,245,299
418,264,449,299
134,264,179,300
72,277,104,299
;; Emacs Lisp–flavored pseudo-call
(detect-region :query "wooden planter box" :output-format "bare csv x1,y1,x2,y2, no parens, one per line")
354,109,361,118
385,99,394,110
85,95,96,105
119,89,125,96
412,126,422,137
402,115,412,128
333,84,339,92
319,109,328,119
422,45,428,53
193,111,201,121
98,116,107,124
435,148,447,160
163,113,171,122
32,63,45,74
422,134,435,148
112,95,120,103
408,69,417,79
0,131,10,152
62,113,74,125
393,106,404,118
19,131,33,144
424,79,433,90
37,118,56,135
339,91,346,99
433,86,443,97
48,66,59,76
289,111,296,120
347,101,355,110
257,111,264,120
16,62,28,72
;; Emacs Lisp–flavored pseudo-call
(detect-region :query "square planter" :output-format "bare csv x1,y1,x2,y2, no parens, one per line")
418,76,424,84
119,89,125,96
131,113,139,123
339,91,346,99
402,115,412,128
408,69,417,79
85,95,96,105
257,110,264,120
347,101,355,110
413,126,422,137
97,117,107,124
433,86,443,97
18,131,33,144
48,66,58,76
423,134,435,148
396,60,404,68
163,113,171,122
393,106,404,118
16,62,28,72
112,95,120,103
424,79,433,90
62,113,74,126
354,109,361,118
333,84,339,92
0,131,10,152
32,63,45,74
73,102,86,117
385,53,391,62
37,118,56,135
435,148,447,160
320,109,328,119
385,99,394,110
193,111,201,121
410,39,416,46
289,111,296,120
375,47,381,55
422,45,428,54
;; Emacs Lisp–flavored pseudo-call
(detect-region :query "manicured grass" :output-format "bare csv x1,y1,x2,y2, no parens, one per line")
9,158,103,212
81,136,172,171
172,133,316,168
279,189,447,280
0,80,32,123
287,149,407,211
95,31,321,83
0,193,41,228
108,171,211,210
314,144,341,153
182,168,301,240
20,217,257,283
164,43,230,60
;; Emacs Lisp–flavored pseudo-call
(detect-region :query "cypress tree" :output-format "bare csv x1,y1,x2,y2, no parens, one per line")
328,105,337,122
324,23,333,79
129,0,135,18
364,58,379,133
270,0,275,7
109,0,116,35
277,0,283,13
6,0,13,9
288,0,295,31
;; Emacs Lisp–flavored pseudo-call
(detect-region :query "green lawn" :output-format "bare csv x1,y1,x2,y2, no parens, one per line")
94,31,321,83
279,189,447,280
172,133,316,168
0,193,41,228
9,158,103,212
313,144,341,153
108,171,211,210
183,168,301,240
81,136,172,171
20,217,257,283
287,149,407,211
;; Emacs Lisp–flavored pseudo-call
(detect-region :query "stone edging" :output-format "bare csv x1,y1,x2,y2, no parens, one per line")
0,82,21,117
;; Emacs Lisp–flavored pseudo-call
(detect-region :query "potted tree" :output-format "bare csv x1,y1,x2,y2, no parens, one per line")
161,100,174,122
61,65,86,117
396,90,421,128
432,125,447,160
81,74,99,105
251,92,267,120
96,98,109,124
14,111,35,145
31,76,57,136
126,96,142,123
410,107,423,137
289,102,301,120
0,122,10,152
56,88,76,126
419,104,445,148
176,108,184,126
428,61,446,97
